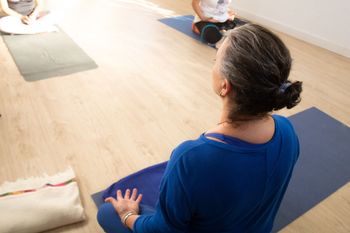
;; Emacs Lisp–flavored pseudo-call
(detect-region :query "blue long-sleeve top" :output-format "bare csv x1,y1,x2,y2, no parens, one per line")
134,115,299,233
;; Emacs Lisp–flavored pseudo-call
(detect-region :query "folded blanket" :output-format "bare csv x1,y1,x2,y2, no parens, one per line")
0,168,85,233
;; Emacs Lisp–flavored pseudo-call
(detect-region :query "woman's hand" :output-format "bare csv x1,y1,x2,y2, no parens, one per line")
28,11,39,20
105,188,143,219
228,9,235,21
207,17,220,23
21,15,34,24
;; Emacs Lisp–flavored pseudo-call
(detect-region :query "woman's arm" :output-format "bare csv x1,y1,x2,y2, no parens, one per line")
109,146,194,233
125,214,140,230
0,0,23,18
133,163,192,233
192,0,206,21
228,8,235,20
28,0,43,19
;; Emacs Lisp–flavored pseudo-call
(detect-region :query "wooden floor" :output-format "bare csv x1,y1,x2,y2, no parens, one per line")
0,0,349,232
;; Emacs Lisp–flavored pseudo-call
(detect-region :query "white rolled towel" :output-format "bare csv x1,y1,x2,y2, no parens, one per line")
0,14,58,35
0,168,85,233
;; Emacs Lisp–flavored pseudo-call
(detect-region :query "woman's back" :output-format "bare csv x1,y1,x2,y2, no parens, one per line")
134,115,299,233
97,24,303,233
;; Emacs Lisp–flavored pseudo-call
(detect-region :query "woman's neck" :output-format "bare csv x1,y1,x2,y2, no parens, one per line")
208,103,275,144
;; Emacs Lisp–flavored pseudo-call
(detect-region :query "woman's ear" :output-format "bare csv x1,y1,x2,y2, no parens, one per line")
220,79,232,96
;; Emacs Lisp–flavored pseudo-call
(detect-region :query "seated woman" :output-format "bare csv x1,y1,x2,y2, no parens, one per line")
192,0,237,46
0,0,56,34
97,23,303,233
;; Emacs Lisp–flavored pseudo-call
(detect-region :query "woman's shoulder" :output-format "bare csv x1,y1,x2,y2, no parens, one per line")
272,114,299,142
169,135,224,165
272,114,294,129
171,136,207,157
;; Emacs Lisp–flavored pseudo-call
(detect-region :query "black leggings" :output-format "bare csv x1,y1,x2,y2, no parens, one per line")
195,18,248,44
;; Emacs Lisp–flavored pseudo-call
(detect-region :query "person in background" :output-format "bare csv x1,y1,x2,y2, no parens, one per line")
97,23,303,233
192,0,238,46
0,0,57,34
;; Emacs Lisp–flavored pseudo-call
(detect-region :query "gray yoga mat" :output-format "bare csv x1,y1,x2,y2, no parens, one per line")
1,29,97,81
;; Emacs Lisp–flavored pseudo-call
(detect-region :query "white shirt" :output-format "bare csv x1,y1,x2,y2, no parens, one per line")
194,0,231,23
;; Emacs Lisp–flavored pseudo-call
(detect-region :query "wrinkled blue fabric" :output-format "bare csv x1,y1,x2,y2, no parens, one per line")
134,115,299,233
102,162,167,208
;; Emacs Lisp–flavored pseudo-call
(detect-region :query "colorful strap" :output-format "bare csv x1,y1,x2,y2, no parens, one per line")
0,178,75,198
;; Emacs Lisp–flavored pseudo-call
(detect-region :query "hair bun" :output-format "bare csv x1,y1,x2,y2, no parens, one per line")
274,81,303,110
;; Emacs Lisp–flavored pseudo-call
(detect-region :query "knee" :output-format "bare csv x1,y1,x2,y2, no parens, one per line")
192,23,200,35
97,203,118,228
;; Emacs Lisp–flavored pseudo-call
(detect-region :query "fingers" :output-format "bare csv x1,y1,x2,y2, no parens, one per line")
104,197,116,204
131,188,137,200
136,193,143,204
116,189,123,200
104,197,119,212
21,16,29,24
115,188,142,201
131,188,140,201
21,16,34,25
129,188,142,203
208,18,219,23
124,189,131,199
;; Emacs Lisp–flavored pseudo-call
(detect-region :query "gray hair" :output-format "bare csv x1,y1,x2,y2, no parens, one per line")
219,23,302,121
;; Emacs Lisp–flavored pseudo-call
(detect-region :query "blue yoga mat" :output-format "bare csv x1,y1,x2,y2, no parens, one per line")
272,107,350,232
92,107,350,231
158,15,200,41
158,15,247,44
